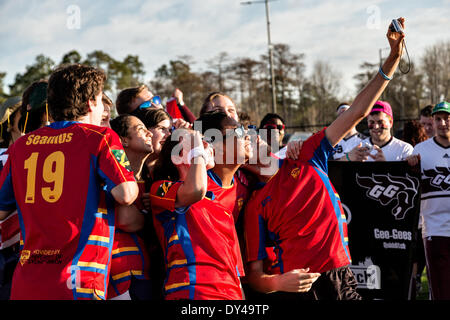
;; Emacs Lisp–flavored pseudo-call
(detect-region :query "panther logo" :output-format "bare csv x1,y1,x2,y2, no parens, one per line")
355,173,419,220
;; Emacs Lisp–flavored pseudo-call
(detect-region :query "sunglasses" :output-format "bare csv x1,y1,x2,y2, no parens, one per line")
223,126,246,140
138,95,162,109
263,124,285,131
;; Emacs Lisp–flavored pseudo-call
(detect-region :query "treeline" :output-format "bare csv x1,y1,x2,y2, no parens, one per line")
0,40,448,130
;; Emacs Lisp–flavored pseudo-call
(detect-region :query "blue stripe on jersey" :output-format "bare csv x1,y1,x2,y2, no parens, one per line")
48,121,79,129
130,233,146,275
311,166,351,264
308,134,333,173
0,169,16,212
16,207,26,250
70,154,111,300
158,207,197,299
257,216,268,261
103,187,116,299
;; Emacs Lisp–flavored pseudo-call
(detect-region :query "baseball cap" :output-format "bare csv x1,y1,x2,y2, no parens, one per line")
0,96,21,124
370,100,393,119
431,101,450,115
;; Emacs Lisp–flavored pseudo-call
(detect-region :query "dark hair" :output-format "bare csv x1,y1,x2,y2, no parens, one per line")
135,108,171,129
116,85,147,115
152,134,182,182
19,79,49,134
402,120,428,146
200,92,235,116
259,113,285,129
110,114,133,139
48,64,105,121
420,105,433,118
195,110,229,140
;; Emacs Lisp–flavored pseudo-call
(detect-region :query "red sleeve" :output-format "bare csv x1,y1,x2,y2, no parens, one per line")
150,180,182,212
97,128,136,191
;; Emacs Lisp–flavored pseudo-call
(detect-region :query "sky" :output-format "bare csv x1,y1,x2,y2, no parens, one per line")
0,0,449,99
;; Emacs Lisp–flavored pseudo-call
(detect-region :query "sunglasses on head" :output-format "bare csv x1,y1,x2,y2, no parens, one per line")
138,95,162,109
263,124,285,131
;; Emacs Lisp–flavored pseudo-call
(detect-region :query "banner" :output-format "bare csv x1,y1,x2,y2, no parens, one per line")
328,161,421,300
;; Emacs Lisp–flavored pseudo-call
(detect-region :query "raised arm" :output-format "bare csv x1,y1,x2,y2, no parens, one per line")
174,130,210,208
326,18,405,147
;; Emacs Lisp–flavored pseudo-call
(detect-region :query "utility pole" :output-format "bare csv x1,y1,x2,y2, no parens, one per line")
241,0,277,113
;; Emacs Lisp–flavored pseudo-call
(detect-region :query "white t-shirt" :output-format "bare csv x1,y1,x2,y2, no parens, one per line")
413,138,450,238
332,132,367,160
362,137,413,161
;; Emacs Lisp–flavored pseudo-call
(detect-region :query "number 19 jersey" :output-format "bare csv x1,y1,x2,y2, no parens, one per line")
0,121,136,300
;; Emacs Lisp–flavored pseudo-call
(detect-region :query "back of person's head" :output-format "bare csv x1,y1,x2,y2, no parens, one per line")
48,64,106,122
110,114,132,139
135,108,171,129
259,113,286,129
402,120,428,146
116,85,148,115
18,79,49,134
420,105,433,118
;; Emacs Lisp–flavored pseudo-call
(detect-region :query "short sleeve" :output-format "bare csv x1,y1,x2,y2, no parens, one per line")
150,180,182,212
97,129,136,192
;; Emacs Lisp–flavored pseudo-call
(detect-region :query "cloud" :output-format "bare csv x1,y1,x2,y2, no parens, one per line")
0,0,448,98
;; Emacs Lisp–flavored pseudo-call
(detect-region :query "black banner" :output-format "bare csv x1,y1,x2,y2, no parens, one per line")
328,161,421,300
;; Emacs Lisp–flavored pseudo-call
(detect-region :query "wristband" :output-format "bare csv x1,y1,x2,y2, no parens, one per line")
378,67,392,81
345,153,351,161
188,146,207,164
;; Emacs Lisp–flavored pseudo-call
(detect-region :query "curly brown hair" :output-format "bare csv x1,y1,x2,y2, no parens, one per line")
47,64,106,121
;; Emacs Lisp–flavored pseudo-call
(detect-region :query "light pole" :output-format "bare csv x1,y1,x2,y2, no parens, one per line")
241,0,278,114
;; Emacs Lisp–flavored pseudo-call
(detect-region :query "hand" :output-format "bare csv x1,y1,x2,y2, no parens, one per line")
173,118,192,129
348,143,370,161
406,154,420,167
369,145,386,161
274,268,321,293
173,88,184,105
387,17,406,59
286,140,303,160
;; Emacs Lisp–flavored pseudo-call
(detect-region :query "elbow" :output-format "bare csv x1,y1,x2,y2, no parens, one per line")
116,182,139,206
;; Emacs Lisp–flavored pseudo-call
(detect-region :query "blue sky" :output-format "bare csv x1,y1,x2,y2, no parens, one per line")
1,0,449,99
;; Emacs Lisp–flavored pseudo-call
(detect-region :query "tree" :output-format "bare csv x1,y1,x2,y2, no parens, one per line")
9,54,55,96
421,41,450,104
60,50,82,65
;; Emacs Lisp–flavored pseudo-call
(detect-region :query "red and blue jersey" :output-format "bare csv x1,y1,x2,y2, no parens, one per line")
150,178,244,300
0,121,136,300
244,128,351,274
108,180,151,299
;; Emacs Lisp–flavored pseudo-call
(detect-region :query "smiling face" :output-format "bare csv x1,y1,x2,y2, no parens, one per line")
420,115,435,138
216,117,252,165
368,112,392,144
122,116,154,155
433,112,450,141
149,119,172,155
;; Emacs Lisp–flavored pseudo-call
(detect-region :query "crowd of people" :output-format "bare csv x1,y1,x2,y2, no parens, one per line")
0,18,448,301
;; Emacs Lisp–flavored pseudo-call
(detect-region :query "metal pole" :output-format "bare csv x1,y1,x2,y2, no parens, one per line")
265,0,277,113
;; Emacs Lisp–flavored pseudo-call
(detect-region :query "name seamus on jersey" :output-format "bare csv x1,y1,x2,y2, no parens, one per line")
26,133,73,145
